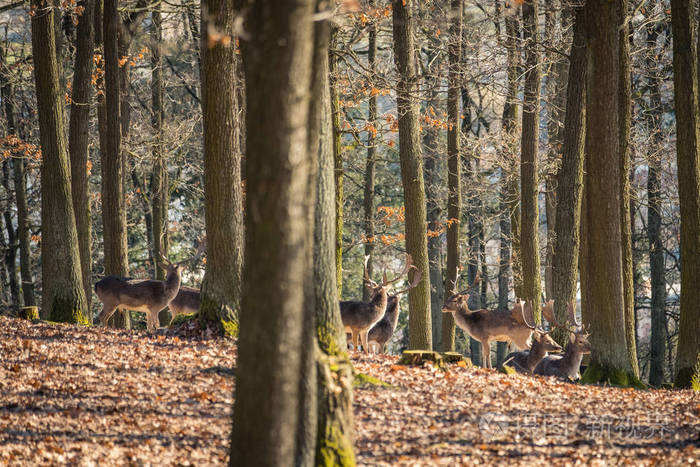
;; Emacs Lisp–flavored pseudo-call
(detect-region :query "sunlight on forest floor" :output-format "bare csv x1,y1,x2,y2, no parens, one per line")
0,317,697,466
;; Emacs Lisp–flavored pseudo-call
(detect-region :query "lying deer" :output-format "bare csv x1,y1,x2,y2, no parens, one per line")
441,295,535,368
501,301,562,374
95,244,204,332
340,254,412,353
367,266,421,354
533,301,591,381
169,286,201,322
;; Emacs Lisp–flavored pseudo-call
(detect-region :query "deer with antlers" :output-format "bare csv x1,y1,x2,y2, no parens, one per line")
340,254,413,353
441,290,538,368
367,266,421,354
95,243,205,332
533,301,592,381
500,301,563,374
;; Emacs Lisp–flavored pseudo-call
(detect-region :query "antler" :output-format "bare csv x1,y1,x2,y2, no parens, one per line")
543,300,580,333
392,265,421,295
363,255,378,288
521,301,538,330
457,269,480,294
381,253,412,287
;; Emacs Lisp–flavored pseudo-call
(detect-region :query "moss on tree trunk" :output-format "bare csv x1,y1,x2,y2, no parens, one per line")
581,360,646,389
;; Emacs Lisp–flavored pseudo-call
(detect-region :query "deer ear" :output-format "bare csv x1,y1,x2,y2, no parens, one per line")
569,332,576,343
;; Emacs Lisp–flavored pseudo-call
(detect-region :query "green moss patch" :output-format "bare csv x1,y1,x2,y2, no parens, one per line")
170,312,198,326
353,372,390,388
581,360,646,389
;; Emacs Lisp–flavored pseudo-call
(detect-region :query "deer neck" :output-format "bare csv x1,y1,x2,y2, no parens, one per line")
526,340,546,368
165,269,182,299
561,343,584,372
452,303,475,330
370,288,388,313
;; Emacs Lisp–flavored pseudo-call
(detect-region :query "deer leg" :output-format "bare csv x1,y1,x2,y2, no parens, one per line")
481,340,490,368
352,332,359,351
98,303,118,326
360,330,370,354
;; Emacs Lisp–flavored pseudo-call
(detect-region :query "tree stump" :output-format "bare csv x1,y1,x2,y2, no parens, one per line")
441,352,472,366
19,306,39,320
399,350,445,368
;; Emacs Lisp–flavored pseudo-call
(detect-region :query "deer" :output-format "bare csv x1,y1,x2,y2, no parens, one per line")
533,301,592,381
168,286,201,322
441,293,537,369
501,301,563,374
95,243,205,332
340,254,412,353
367,266,421,354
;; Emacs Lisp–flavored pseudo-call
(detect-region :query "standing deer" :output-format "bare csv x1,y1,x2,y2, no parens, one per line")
340,254,412,353
533,301,592,380
441,295,536,368
367,266,421,354
501,301,563,374
95,244,204,332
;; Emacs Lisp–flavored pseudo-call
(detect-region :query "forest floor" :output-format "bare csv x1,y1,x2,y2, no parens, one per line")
0,316,698,466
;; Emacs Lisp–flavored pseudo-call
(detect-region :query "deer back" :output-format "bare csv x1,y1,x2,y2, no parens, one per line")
169,286,201,316
95,264,182,312
340,287,388,331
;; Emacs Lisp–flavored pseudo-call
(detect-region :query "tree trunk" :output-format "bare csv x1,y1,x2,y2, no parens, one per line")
646,23,666,387
670,0,700,388
519,0,542,319
551,6,586,345
309,10,354,464
198,0,243,333
68,0,94,316
441,0,462,352
618,0,639,378
2,162,19,306
1,30,35,307
229,0,315,463
392,0,432,350
579,0,638,386
330,27,343,297
30,0,89,323
101,0,130,328
424,84,444,349
362,14,377,302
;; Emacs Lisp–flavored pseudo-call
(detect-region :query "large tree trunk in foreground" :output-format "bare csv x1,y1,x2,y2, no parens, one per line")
618,0,639,378
199,0,243,334
551,6,586,345
579,0,639,386
393,0,432,350
519,0,542,320
68,0,95,316
670,0,700,388
31,0,89,323
330,28,344,297
229,0,315,463
308,11,354,464
441,0,462,352
101,0,130,329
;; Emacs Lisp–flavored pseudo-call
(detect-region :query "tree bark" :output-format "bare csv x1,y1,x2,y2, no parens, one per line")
330,27,343,297
520,0,542,319
100,0,130,329
198,0,243,333
68,0,94,316
2,162,19,305
229,0,315,463
30,0,89,323
670,0,700,388
551,6,586,345
579,0,638,386
362,13,377,302
618,0,639,378
441,0,462,352
646,23,666,387
309,10,354,464
392,0,432,350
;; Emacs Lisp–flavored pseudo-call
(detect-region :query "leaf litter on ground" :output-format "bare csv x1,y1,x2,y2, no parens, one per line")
0,316,698,466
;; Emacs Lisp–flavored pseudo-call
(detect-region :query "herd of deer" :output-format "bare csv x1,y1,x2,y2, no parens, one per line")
339,254,592,381
93,249,590,380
